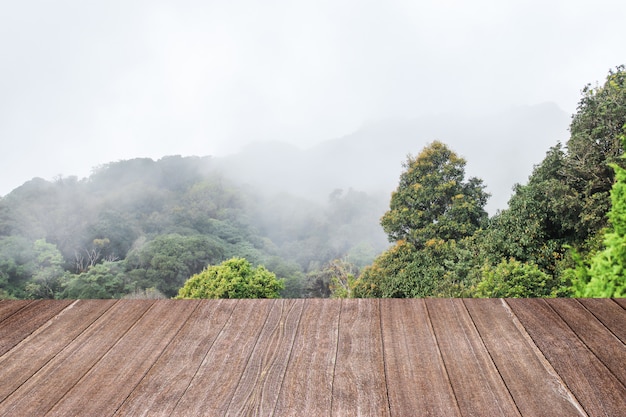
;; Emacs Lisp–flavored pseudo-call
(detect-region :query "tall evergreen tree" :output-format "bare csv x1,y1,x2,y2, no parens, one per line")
355,141,489,297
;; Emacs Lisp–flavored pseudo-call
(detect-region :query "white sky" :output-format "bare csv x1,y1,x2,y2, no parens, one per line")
1,0,624,196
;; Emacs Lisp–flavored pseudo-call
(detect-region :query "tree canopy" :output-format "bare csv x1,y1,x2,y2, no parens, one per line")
176,258,284,299
356,141,489,297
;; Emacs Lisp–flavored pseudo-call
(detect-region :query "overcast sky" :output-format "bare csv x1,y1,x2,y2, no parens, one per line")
1,0,624,196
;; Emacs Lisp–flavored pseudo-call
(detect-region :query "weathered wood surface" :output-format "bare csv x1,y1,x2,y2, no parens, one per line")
508,298,626,417
0,298,623,416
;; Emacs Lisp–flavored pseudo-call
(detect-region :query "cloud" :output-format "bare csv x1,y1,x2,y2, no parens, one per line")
0,0,624,196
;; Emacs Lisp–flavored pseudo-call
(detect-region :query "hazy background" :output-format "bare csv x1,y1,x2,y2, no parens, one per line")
1,0,624,212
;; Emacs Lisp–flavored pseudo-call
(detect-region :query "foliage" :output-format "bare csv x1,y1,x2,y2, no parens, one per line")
381,141,489,249
357,142,489,297
570,133,626,297
474,258,563,298
61,261,128,299
125,233,226,297
176,257,283,299
26,239,67,299
478,66,626,287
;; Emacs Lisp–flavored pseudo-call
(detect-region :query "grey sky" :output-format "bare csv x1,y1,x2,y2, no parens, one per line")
1,0,624,197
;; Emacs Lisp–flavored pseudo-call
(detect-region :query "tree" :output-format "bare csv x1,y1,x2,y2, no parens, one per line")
61,261,128,299
176,257,283,299
356,142,488,297
125,233,226,297
381,141,489,249
25,239,67,299
565,65,626,237
474,258,561,298
571,132,626,297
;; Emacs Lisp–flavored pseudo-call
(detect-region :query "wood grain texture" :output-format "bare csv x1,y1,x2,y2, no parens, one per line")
274,298,341,417
613,298,626,309
0,299,115,402
547,298,626,387
0,299,31,323
465,298,586,417
0,299,624,417
332,299,390,417
115,299,235,416
508,298,626,417
380,298,461,417
0,299,72,356
0,300,155,416
577,298,626,343
46,300,198,417
427,298,521,417
171,299,274,416
225,299,304,416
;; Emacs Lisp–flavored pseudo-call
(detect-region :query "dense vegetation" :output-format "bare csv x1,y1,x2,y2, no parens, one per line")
1,66,624,299
0,156,387,299
353,66,626,298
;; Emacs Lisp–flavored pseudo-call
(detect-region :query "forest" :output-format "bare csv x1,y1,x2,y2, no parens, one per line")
1,67,625,300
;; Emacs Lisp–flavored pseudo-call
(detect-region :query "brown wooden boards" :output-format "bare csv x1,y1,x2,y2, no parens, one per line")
274,298,341,416
380,298,461,417
614,298,626,309
0,299,73,356
0,300,155,416
115,299,236,416
464,298,586,417
0,298,624,416
171,299,274,416
577,298,626,343
332,299,390,417
0,299,115,402
426,298,521,417
225,299,304,416
508,298,626,417
46,300,198,416
547,298,626,387
0,299,31,323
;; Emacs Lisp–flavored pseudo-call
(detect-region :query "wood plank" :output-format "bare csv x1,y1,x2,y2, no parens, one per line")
0,300,32,323
546,298,626,387
171,299,275,416
0,300,155,416
46,299,198,417
115,299,236,417
612,297,626,309
0,299,73,356
380,298,461,417
465,299,586,417
577,298,626,343
508,298,626,417
225,299,304,416
426,298,521,417
274,298,341,416
0,299,116,402
332,299,390,417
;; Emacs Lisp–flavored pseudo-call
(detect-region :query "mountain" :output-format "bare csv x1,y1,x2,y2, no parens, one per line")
214,103,570,214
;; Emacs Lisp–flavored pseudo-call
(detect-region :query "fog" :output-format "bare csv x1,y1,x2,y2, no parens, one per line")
1,0,624,210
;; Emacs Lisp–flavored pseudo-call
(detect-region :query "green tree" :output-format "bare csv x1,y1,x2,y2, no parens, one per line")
25,239,67,299
381,141,489,249
474,258,562,298
357,142,489,297
176,257,283,299
0,236,35,298
571,133,626,297
125,234,225,297
565,65,626,237
61,261,128,299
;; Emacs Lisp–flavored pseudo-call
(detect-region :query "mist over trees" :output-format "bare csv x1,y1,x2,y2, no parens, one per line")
1,66,624,299
0,155,388,299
